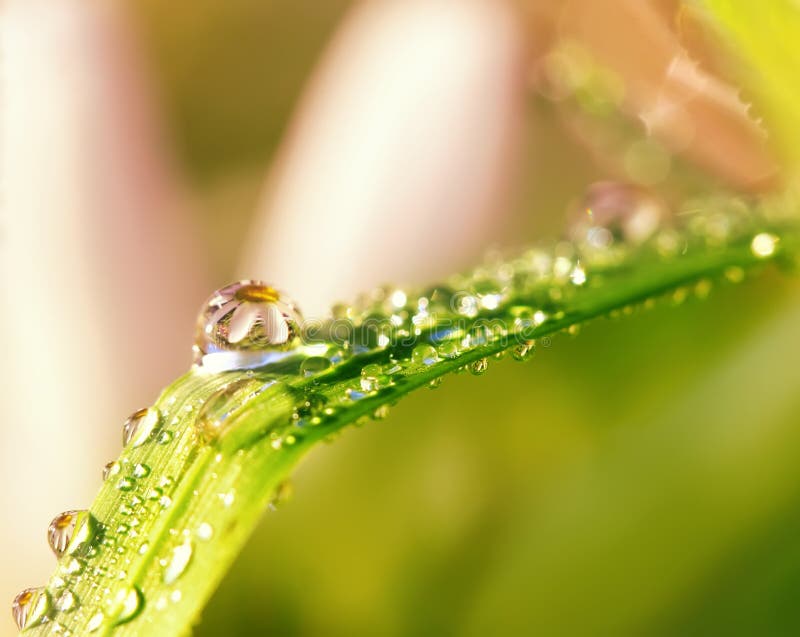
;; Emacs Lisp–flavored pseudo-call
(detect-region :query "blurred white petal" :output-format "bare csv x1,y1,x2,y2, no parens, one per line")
242,0,525,316
0,0,206,607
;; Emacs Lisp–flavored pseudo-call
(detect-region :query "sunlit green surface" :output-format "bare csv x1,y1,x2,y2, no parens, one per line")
198,274,800,636
58,2,800,634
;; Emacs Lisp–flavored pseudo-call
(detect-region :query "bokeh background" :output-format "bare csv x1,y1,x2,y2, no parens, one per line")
2,1,799,635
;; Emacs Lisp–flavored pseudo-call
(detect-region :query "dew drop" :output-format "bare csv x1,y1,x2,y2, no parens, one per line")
163,541,194,584
268,481,293,511
567,323,581,336
672,287,689,305
103,462,119,482
751,232,779,258
48,510,97,558
64,557,85,575
429,378,443,390
111,586,144,626
438,341,460,359
373,405,391,420
293,392,328,424
300,356,332,377
570,263,587,286
455,294,479,318
512,341,535,362
419,285,456,315
360,364,384,392
724,266,745,283
694,278,713,300
132,464,151,478
55,589,77,612
87,612,105,633
412,344,439,366
470,358,489,376
123,407,162,448
193,281,304,367
117,478,135,492
196,523,214,541
12,587,50,631
389,289,407,309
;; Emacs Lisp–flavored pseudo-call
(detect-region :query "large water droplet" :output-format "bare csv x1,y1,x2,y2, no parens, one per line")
123,407,162,448
47,510,97,557
12,587,50,631
163,540,194,584
193,281,304,367
412,344,439,366
300,356,332,377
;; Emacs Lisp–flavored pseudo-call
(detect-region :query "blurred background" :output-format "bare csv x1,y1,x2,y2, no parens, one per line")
2,0,800,635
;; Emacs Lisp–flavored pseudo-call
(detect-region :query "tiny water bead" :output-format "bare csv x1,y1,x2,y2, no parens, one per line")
12,587,50,631
133,463,151,478
163,540,194,584
193,281,304,366
122,407,162,448
47,510,97,558
196,522,214,541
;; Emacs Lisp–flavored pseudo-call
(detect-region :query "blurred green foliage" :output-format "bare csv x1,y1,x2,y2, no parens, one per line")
126,2,800,634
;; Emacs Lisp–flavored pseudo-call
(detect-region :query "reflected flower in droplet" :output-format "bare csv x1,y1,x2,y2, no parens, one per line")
193,281,304,367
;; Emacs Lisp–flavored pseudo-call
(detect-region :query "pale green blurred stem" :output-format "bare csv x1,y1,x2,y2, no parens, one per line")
25,219,799,636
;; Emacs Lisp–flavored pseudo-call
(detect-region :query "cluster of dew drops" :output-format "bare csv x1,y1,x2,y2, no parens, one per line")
10,405,196,634
12,181,786,633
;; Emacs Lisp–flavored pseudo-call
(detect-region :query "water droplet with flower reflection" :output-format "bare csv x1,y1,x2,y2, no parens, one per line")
47,510,97,557
193,281,304,368
12,587,50,631
123,407,161,448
